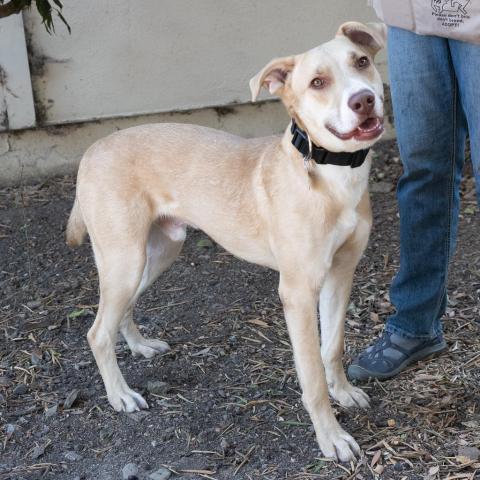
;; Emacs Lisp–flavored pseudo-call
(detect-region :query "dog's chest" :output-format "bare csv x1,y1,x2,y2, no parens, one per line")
325,164,368,240
311,206,360,274
333,208,359,249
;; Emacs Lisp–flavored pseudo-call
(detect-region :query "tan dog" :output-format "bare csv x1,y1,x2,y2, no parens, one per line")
66,21,386,461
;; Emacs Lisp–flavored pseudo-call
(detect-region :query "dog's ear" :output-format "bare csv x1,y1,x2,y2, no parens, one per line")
249,56,296,102
337,21,387,56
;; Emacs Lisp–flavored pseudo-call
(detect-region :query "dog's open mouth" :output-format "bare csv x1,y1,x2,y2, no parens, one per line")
327,117,384,142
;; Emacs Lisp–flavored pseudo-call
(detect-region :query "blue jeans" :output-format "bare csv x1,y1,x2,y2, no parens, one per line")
385,27,480,339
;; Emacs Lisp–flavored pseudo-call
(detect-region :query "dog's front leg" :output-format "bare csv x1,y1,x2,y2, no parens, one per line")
319,255,370,409
279,275,360,462
320,215,371,409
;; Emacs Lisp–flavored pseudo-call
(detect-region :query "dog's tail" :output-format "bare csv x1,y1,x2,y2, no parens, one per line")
66,196,87,247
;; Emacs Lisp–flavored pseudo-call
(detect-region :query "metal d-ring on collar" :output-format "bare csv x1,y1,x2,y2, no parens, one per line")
290,119,370,168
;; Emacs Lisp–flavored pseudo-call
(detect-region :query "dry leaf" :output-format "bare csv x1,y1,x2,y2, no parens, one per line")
247,318,269,328
428,465,439,475
371,449,382,468
373,464,384,474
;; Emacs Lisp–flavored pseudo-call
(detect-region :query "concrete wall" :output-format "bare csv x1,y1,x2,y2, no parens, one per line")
0,14,35,130
0,0,387,185
0,101,291,185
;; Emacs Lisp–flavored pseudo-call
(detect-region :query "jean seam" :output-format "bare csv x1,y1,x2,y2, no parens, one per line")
428,57,458,337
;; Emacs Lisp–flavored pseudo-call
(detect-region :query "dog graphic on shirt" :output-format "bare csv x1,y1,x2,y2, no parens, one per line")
432,0,470,16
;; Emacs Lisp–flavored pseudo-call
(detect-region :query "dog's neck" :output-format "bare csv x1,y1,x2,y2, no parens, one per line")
279,123,371,206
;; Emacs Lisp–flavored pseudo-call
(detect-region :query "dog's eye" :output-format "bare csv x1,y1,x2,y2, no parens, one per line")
311,78,326,89
357,56,370,69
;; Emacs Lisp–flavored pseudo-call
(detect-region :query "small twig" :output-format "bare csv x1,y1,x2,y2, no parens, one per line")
233,445,255,476
144,300,190,312
464,352,480,368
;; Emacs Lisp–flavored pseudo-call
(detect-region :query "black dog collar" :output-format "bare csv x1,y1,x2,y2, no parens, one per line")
290,120,369,168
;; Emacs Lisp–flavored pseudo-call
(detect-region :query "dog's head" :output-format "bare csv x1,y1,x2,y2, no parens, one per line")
250,22,386,153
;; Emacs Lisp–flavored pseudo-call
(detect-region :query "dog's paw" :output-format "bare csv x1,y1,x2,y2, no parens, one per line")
108,386,149,412
316,427,361,462
130,338,171,359
329,382,370,409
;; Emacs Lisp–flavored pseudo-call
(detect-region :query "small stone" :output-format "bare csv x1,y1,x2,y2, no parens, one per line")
26,300,42,309
0,393,5,405
31,444,46,459
5,424,17,440
126,410,151,423
370,181,393,194
31,350,43,366
122,463,139,480
74,361,91,370
149,467,171,480
64,450,83,461
458,446,480,461
45,404,58,417
0,376,12,387
220,438,229,451
211,303,225,312
13,383,28,396
146,381,169,395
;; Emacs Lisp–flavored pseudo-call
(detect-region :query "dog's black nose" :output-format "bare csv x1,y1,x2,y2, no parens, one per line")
348,90,375,116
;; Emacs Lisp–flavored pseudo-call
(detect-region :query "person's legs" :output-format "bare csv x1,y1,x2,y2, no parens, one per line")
386,30,467,339
349,27,469,381
449,39,480,204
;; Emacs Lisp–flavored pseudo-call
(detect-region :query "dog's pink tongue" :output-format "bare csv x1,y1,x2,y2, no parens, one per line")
358,118,378,131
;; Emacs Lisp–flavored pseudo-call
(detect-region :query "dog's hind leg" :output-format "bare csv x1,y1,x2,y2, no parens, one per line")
88,238,149,412
120,220,185,358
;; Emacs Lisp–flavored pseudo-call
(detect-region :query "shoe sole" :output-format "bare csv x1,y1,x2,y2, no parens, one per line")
347,340,447,382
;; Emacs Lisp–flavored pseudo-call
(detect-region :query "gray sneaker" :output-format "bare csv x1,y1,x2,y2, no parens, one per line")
348,331,447,381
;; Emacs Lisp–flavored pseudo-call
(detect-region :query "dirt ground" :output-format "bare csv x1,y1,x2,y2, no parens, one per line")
1,139,479,480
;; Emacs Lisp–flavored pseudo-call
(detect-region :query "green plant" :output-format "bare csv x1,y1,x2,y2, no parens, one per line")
0,0,70,33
